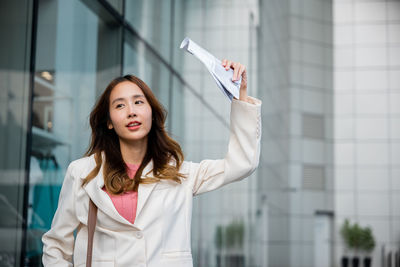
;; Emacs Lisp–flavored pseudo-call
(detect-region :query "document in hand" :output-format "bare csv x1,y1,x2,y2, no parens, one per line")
180,37,241,101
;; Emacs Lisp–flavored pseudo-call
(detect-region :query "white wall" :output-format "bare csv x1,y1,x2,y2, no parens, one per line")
333,0,400,266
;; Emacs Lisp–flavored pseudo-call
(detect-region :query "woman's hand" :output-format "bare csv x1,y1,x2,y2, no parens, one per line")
221,59,253,103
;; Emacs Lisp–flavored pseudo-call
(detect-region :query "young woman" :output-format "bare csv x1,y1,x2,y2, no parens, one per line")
42,60,261,267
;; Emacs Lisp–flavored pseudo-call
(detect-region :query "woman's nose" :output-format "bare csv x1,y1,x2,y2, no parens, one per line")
127,104,137,118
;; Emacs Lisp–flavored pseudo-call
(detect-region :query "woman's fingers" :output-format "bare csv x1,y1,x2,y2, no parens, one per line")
222,59,235,70
221,59,249,101
222,59,227,67
225,60,232,70
238,64,246,81
233,62,240,81
221,59,247,82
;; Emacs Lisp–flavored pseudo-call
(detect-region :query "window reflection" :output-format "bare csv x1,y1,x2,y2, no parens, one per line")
26,0,122,265
0,0,33,266
124,31,170,110
125,0,172,61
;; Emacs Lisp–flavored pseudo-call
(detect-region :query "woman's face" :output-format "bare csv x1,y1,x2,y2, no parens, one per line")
108,81,152,144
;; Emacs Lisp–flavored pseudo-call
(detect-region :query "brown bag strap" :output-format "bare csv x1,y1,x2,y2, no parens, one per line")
86,199,98,267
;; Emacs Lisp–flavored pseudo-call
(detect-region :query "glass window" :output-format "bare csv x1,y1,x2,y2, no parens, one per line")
125,0,172,61
1,1,273,266
171,0,187,71
123,31,171,111
26,0,121,264
170,75,185,144
105,0,123,14
0,1,33,266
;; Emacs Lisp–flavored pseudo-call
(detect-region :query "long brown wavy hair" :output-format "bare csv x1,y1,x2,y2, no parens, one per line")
82,75,185,194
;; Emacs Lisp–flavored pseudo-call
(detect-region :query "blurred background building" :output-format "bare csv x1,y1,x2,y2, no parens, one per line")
0,0,399,266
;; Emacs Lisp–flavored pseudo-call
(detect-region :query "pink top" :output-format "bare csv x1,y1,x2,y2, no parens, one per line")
102,163,139,224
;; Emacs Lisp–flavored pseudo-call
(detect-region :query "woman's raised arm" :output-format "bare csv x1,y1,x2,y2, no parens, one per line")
186,61,262,195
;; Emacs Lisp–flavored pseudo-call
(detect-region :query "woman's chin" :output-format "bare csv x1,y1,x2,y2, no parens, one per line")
119,135,148,144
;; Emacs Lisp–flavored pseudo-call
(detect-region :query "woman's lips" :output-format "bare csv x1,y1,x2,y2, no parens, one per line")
127,124,141,130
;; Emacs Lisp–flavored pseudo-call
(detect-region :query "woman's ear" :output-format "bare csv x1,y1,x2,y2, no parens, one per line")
107,121,113,130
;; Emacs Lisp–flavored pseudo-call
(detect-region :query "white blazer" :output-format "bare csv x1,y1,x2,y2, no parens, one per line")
42,97,262,267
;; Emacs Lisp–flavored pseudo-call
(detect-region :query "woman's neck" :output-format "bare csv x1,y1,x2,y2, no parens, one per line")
119,138,147,165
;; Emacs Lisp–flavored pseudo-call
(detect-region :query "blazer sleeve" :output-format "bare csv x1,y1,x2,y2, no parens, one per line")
42,162,80,266
188,96,262,196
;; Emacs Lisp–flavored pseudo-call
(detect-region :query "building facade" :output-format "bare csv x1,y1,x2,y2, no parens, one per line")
333,0,400,266
0,0,399,266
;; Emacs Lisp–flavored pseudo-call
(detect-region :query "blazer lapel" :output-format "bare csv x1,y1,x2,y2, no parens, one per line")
83,157,157,226
83,166,132,226
135,160,157,219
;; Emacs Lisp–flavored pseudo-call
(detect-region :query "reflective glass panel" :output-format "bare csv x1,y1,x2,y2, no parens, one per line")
27,0,121,264
123,31,171,111
125,0,172,61
0,1,33,266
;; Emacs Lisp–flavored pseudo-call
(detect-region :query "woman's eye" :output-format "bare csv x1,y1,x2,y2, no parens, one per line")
116,104,124,108
135,100,144,104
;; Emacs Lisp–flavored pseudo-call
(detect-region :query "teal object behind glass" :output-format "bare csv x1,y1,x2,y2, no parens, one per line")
31,157,62,230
